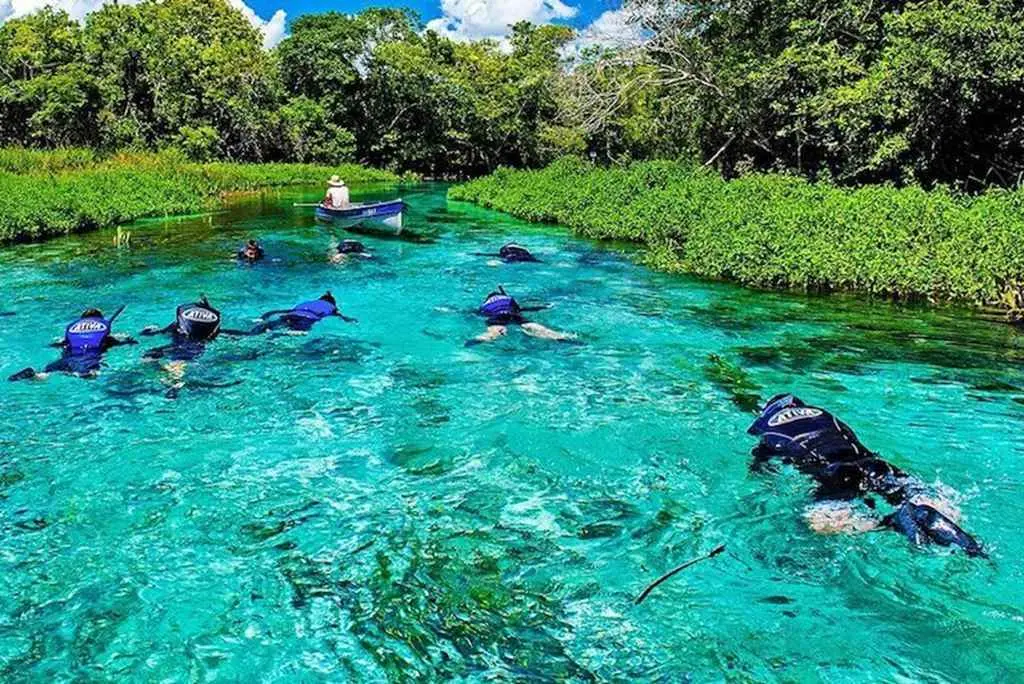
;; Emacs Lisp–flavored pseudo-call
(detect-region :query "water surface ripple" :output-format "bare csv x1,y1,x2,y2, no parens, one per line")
1,185,1022,681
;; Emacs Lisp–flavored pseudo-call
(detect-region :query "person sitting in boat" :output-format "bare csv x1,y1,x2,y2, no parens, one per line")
140,296,252,361
250,291,357,334
466,286,577,346
747,393,985,556
324,176,350,209
237,239,264,263
8,306,136,381
474,243,539,263
330,239,372,264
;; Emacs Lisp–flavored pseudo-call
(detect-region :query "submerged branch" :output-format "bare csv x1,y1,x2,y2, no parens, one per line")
634,543,726,605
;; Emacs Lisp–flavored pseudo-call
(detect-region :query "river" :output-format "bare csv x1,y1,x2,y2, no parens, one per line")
1,183,1022,681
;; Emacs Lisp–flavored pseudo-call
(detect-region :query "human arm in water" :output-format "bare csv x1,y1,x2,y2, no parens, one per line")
334,312,358,323
219,328,258,337
140,323,175,337
749,443,780,473
106,334,137,347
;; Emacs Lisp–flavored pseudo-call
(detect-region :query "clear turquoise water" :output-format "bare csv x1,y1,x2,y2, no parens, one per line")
1,184,1023,682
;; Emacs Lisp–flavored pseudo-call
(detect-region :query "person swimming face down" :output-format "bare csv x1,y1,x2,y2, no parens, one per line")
748,393,985,556
251,291,357,334
331,240,372,264
8,305,136,381
474,243,539,263
139,296,251,361
466,286,577,346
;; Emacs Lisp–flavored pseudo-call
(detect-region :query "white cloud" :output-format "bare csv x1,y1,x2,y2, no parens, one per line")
561,7,648,60
0,0,287,49
426,0,578,42
227,0,287,48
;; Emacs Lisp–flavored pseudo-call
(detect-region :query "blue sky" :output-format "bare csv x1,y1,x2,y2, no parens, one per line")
0,0,626,50
249,0,619,36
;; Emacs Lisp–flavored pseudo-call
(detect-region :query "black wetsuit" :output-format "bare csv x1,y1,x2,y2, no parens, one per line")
337,240,367,256
476,243,539,263
748,395,984,556
141,299,248,361
498,244,538,262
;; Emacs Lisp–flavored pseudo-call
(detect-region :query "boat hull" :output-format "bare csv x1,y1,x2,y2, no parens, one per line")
315,199,405,234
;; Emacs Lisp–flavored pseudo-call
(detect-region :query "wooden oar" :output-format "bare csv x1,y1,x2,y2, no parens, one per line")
634,543,726,605
292,202,323,207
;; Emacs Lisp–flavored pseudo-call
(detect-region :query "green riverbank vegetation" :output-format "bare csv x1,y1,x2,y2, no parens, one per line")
0,149,398,243
450,158,1024,313
6,0,1024,308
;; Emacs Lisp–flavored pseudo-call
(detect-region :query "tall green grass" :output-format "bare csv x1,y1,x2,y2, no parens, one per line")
0,148,400,244
450,158,1024,310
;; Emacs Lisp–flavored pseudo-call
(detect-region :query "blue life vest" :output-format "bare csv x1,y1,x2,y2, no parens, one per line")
292,299,336,321
480,292,520,319
64,316,111,355
176,302,221,340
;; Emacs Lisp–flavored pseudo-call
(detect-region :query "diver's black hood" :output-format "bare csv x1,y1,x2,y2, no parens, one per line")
176,301,221,341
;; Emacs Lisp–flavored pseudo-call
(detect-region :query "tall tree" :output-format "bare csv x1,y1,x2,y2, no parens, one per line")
0,9,102,147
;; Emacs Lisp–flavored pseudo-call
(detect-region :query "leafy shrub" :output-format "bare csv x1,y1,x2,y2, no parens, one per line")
450,158,1024,308
0,148,399,243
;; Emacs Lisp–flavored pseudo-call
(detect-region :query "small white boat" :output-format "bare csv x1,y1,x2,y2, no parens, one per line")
315,199,405,234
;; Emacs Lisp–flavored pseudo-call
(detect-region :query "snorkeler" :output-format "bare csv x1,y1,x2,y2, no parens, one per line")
8,306,136,381
330,239,372,264
474,242,539,263
249,291,357,334
140,296,251,361
466,286,577,346
747,394,985,556
238,239,265,263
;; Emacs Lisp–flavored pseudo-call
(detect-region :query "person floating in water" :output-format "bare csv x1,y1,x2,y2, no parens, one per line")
250,291,357,334
238,239,264,263
466,286,577,346
474,242,539,263
330,239,372,264
324,176,350,209
140,296,251,361
8,306,136,381
747,393,985,557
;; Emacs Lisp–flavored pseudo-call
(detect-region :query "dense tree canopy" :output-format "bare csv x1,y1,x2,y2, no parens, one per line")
609,0,1024,187
3,0,1024,185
